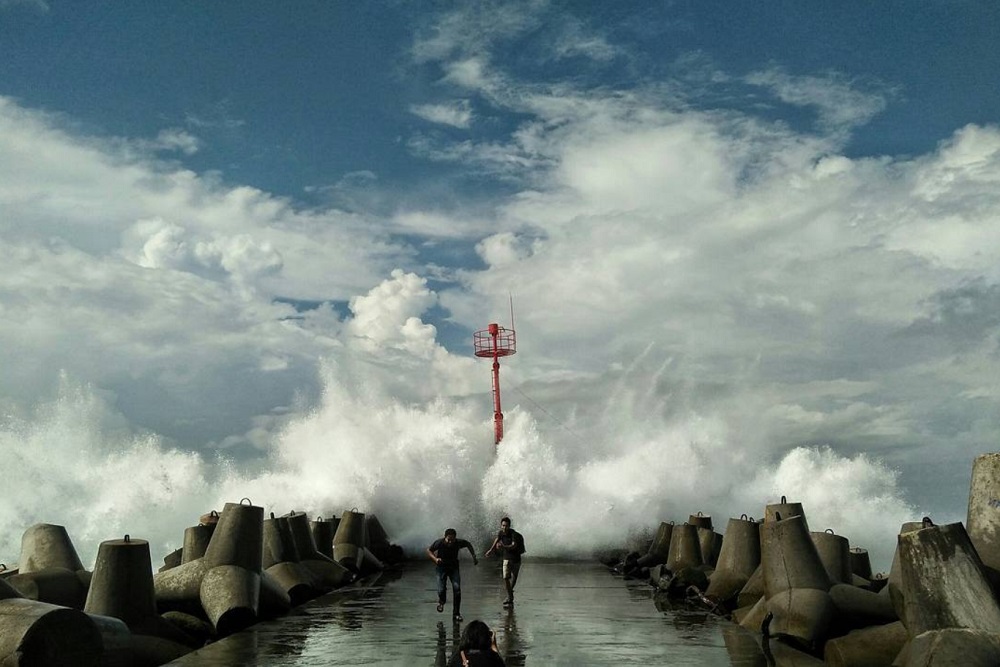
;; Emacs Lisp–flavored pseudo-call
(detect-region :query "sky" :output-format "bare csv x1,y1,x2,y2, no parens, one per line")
1,0,1000,572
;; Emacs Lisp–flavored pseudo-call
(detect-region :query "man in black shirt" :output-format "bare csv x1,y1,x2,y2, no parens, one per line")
427,527,478,622
485,516,525,608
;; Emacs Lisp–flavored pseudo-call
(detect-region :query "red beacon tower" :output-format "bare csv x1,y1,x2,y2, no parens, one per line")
473,322,516,446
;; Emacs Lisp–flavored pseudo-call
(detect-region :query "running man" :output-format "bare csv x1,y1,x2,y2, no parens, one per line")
485,516,525,607
428,528,478,622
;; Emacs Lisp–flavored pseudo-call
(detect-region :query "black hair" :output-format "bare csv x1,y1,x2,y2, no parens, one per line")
458,619,493,652
445,528,457,537
500,517,511,526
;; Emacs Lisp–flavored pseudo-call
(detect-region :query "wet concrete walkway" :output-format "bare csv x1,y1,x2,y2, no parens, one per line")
167,559,767,666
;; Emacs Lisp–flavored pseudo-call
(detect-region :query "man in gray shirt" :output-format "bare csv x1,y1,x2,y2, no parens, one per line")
485,516,525,608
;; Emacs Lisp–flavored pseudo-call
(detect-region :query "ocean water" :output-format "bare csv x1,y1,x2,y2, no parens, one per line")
167,559,767,667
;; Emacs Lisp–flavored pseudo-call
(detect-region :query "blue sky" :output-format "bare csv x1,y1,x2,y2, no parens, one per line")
5,2,998,202
2,0,1000,566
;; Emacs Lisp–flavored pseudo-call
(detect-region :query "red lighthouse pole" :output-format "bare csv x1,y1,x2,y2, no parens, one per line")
474,320,516,448
489,323,504,446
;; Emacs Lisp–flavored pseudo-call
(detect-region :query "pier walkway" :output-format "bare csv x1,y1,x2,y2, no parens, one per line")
167,560,766,666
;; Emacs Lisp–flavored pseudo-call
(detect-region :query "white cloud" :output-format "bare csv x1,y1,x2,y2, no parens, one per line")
147,128,201,155
476,231,534,268
551,20,619,62
410,101,473,128
347,269,439,352
0,0,48,11
746,67,892,131
442,58,492,90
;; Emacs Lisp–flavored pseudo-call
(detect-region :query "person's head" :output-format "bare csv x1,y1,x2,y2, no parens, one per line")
458,619,494,652
444,528,457,543
500,517,511,532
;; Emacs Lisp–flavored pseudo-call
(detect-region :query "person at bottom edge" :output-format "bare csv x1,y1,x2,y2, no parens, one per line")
428,527,478,622
448,619,506,667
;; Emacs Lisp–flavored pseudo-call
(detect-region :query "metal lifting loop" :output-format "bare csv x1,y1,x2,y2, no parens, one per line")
696,511,704,516
922,516,935,527
240,497,252,506
0,564,6,572
825,528,834,534
351,507,359,512
124,534,130,543
210,510,219,518
269,512,275,519
740,513,748,520
780,495,787,504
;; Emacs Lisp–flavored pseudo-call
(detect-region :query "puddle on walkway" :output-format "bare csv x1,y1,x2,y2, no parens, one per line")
167,560,767,666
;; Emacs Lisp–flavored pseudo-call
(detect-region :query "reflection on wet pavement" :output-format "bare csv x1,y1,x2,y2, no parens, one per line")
167,560,766,666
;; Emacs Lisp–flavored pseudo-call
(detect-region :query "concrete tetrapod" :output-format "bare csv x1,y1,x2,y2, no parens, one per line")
689,513,719,567
199,565,261,637
18,523,85,573
760,513,834,649
967,452,1000,575
181,524,216,565
153,558,211,616
827,583,897,631
737,563,765,609
358,546,386,576
823,620,907,667
287,511,324,560
721,624,768,667
886,520,924,625
285,511,354,589
0,579,106,667
665,523,703,572
160,549,183,573
764,497,809,531
310,517,336,560
263,514,322,606
8,523,90,609
153,500,291,634
6,567,90,609
333,509,366,572
198,500,264,635
263,514,299,567
902,628,1000,666
849,547,873,581
697,527,723,568
637,522,674,568
84,535,198,659
896,521,1000,637
811,529,852,585
203,500,263,572
706,516,760,606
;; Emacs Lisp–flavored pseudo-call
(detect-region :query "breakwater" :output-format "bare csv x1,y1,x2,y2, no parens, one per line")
3,452,1000,665
603,452,1000,665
